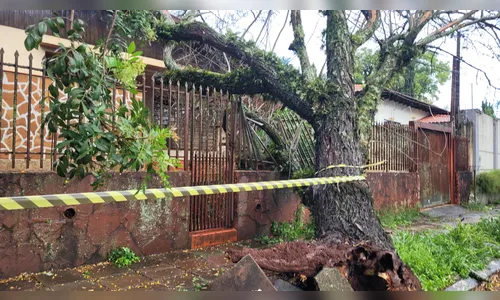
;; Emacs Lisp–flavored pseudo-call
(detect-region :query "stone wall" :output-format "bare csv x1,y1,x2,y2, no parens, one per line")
234,171,303,241
0,171,190,279
0,69,141,172
366,172,421,210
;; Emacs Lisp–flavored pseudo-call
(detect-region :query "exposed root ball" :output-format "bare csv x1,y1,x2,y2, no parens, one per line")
226,239,422,291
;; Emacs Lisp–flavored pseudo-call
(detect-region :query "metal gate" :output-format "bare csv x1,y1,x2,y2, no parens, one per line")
147,77,238,232
413,124,452,207
188,87,238,231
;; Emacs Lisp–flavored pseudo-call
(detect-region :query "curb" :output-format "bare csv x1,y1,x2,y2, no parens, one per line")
445,259,500,291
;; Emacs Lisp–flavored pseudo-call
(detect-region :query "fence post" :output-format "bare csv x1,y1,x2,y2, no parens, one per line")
184,82,189,171
26,54,33,169
40,56,46,169
0,48,3,160
12,51,19,169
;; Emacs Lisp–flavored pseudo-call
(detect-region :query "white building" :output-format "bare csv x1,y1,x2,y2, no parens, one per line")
354,85,450,125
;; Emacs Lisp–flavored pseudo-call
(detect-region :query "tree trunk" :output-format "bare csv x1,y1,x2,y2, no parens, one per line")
310,11,393,250
312,113,393,250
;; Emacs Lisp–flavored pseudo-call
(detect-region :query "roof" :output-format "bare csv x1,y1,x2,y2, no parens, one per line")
418,114,451,123
354,85,449,116
381,89,449,115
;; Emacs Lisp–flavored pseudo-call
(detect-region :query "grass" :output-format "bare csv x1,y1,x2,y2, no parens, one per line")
462,201,489,212
394,217,500,291
376,206,422,229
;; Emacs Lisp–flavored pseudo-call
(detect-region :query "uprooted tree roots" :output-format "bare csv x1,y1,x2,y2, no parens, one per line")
226,239,422,291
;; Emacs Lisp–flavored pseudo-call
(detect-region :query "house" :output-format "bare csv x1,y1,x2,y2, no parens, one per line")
354,84,450,125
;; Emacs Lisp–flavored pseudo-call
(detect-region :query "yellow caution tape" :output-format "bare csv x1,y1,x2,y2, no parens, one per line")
0,175,366,211
315,160,387,175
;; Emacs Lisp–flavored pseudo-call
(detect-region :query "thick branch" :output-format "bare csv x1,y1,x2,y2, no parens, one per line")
157,20,315,122
352,10,381,50
356,44,425,146
289,10,314,81
162,67,268,95
244,109,284,149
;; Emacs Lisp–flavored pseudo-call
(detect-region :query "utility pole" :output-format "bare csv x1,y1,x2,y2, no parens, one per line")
451,32,461,131
450,31,461,205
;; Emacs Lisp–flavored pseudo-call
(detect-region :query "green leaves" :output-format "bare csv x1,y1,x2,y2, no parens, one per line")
24,34,36,51
127,41,136,54
38,22,47,35
108,247,140,268
47,19,59,35
56,17,65,27
25,12,178,192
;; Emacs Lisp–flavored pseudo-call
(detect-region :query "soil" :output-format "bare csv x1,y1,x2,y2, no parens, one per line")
226,238,422,291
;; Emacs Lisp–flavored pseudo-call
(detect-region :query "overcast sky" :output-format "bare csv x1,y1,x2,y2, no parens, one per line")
200,10,500,113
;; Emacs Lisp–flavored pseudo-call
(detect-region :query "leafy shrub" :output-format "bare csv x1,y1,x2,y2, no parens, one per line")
108,247,140,268
394,217,500,291
256,204,315,245
476,170,500,195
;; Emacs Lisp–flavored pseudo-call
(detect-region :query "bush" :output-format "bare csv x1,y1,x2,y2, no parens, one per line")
476,170,500,194
255,204,315,245
108,247,140,268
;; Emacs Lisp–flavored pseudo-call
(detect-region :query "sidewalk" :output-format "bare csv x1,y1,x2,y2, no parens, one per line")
0,240,263,291
2,205,498,292
386,204,500,234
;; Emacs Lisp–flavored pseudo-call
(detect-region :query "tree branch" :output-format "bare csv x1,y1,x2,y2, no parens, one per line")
416,10,500,46
256,10,273,44
272,10,289,52
244,109,284,149
352,10,381,50
241,10,262,39
102,10,118,57
289,10,315,81
157,21,315,122
162,67,268,94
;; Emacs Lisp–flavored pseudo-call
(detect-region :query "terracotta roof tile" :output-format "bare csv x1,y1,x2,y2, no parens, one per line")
418,114,450,123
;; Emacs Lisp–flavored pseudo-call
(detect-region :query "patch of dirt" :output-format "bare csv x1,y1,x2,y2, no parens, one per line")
226,238,422,291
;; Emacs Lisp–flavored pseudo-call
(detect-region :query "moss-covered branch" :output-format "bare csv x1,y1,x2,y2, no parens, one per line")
163,67,268,95
244,109,284,149
289,10,316,81
356,43,425,148
156,20,315,122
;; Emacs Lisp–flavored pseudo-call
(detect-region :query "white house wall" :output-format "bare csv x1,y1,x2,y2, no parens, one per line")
463,109,497,174
375,99,429,124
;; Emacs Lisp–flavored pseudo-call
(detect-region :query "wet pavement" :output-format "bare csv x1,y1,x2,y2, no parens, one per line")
1,205,499,291
0,240,263,291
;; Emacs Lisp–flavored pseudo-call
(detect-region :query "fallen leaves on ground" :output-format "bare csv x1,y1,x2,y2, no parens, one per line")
474,273,500,291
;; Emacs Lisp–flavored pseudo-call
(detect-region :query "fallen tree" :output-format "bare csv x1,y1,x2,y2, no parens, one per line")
154,10,500,290
26,10,500,291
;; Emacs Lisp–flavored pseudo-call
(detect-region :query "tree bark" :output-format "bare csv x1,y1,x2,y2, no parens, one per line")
312,11,393,249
